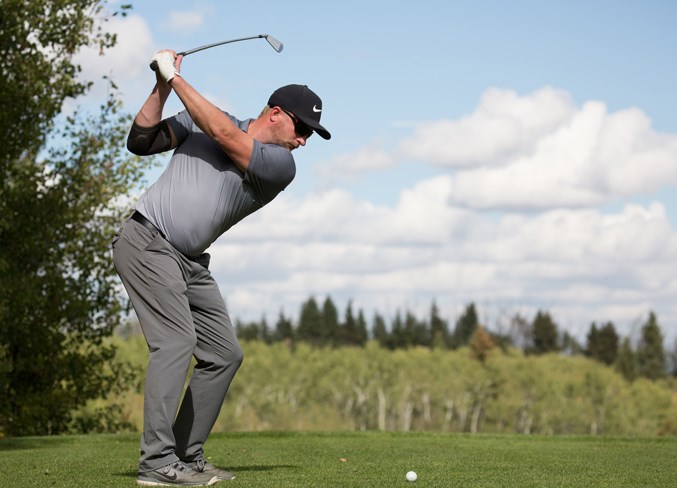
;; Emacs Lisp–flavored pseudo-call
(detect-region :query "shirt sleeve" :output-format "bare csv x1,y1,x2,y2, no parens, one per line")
245,140,296,205
164,110,194,146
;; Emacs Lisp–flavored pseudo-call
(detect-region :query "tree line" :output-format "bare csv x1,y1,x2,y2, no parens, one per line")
210,340,676,436
235,297,674,382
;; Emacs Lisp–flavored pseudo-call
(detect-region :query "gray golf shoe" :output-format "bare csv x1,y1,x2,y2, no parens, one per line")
187,459,235,481
136,461,219,486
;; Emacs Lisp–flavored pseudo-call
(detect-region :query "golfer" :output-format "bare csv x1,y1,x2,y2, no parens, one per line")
113,50,330,486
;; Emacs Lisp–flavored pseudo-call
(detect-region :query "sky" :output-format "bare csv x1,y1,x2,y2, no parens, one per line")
75,0,677,344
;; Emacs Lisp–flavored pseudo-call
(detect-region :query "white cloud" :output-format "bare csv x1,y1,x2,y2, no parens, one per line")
71,14,154,109
445,100,677,209
398,87,576,166
317,142,395,181
202,92,236,115
167,10,206,33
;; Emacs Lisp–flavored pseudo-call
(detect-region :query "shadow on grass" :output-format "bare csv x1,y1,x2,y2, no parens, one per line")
0,437,80,451
113,465,299,479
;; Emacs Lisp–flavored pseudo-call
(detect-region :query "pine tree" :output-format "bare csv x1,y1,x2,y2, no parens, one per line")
669,337,677,377
389,311,405,349
260,317,271,344
636,312,666,380
321,296,339,346
453,303,479,348
615,337,638,382
585,323,600,357
561,331,583,356
372,312,389,348
274,310,294,343
403,311,419,347
236,319,261,341
585,322,618,364
297,297,322,345
530,310,559,355
430,301,449,349
339,301,358,346
356,309,369,346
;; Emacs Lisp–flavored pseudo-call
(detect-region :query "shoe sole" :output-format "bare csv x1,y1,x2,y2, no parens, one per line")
136,475,219,486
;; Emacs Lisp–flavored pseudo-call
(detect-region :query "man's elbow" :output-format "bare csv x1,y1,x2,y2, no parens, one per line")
126,134,146,155
126,121,174,155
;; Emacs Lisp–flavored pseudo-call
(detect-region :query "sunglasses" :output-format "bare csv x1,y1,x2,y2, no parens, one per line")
282,109,313,139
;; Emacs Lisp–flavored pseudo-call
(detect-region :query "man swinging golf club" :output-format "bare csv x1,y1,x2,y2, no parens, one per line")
113,48,330,486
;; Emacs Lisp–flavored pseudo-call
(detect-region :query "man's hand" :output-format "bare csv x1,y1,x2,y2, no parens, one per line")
150,50,180,84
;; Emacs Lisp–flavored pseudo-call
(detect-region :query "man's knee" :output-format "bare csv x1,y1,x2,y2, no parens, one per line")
152,331,197,357
213,343,243,371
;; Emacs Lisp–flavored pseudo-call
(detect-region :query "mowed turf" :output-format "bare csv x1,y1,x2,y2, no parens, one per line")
0,432,675,487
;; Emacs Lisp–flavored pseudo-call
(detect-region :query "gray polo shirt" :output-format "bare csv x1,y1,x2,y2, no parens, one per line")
135,110,296,256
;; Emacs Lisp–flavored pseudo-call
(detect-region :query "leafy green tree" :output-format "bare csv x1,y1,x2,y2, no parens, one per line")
0,0,125,169
297,297,322,345
586,322,619,365
615,337,638,382
452,303,479,348
0,97,150,436
0,1,147,436
529,311,559,355
636,312,666,380
507,313,532,351
469,326,495,363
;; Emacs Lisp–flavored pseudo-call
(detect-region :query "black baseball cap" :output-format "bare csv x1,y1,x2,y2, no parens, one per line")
268,84,331,140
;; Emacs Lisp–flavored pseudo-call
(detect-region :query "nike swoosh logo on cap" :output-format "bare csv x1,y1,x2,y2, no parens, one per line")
312,105,322,113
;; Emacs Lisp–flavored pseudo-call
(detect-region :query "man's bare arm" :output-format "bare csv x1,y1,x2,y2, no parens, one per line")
169,75,253,171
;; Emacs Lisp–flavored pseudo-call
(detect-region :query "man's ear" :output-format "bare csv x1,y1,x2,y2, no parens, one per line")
269,106,282,120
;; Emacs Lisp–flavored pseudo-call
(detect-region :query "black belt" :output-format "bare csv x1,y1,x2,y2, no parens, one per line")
130,211,210,269
131,211,165,239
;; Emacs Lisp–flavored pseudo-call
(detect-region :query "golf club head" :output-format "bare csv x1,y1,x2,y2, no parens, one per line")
264,35,284,53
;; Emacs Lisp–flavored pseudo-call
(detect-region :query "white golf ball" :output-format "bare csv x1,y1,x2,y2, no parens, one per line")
406,471,417,482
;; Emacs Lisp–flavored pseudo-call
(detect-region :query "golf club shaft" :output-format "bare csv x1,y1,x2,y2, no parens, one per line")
150,34,282,71
179,35,265,56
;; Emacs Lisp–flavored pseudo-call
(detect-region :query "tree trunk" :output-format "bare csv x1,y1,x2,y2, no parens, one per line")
377,387,387,431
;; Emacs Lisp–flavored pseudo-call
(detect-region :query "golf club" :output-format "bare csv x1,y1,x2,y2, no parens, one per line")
150,34,283,71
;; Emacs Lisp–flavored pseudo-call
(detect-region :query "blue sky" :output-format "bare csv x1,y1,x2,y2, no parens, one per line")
80,0,677,344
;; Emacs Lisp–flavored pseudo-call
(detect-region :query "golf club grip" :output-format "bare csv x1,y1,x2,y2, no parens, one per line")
149,60,158,72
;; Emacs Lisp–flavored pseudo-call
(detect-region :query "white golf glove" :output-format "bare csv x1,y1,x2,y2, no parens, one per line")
149,51,180,83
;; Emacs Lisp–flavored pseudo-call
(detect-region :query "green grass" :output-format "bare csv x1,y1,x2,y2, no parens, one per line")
1,432,675,487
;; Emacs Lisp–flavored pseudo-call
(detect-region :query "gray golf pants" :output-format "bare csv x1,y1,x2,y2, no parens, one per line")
112,216,243,472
